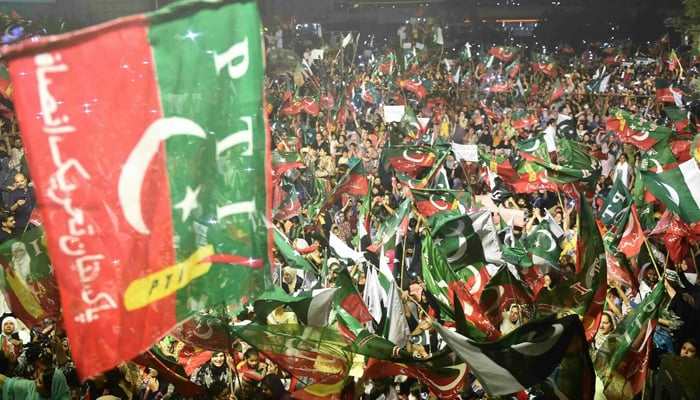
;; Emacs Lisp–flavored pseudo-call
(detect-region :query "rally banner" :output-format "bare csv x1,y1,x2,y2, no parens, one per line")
2,0,271,378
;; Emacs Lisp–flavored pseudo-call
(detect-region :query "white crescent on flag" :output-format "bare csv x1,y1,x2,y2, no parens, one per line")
119,117,207,234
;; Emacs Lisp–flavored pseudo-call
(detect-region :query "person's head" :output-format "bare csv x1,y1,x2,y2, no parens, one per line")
35,368,56,399
282,267,295,285
508,304,521,323
644,267,659,285
0,214,14,231
371,377,391,393
599,311,616,335
680,338,698,358
543,273,552,288
618,153,628,163
210,351,226,367
2,316,17,335
13,172,27,190
243,348,260,369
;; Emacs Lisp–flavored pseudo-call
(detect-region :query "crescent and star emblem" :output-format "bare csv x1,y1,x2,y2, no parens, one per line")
118,117,207,234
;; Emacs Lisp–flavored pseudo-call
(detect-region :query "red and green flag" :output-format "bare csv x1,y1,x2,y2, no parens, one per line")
607,107,675,151
595,283,664,400
510,109,539,130
396,75,427,100
132,346,205,397
667,48,679,71
2,0,271,378
616,205,645,259
272,178,302,221
544,78,565,105
333,266,373,324
377,52,396,75
307,160,368,218
381,145,437,178
366,199,412,252
169,311,232,353
478,265,533,328
0,227,61,328
488,80,511,93
410,188,457,217
273,226,317,272
531,53,558,77
231,323,353,399
478,149,518,183
664,106,694,134
364,358,468,400
505,58,521,78
421,233,498,341
488,45,519,62
654,78,691,105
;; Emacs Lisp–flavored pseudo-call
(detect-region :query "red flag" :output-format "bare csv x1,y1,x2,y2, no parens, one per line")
663,215,699,264
617,205,644,259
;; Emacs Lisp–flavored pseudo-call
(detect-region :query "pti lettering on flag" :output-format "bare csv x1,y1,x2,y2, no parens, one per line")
2,0,271,378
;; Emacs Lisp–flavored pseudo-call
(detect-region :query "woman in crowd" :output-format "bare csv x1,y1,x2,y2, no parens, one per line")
190,352,232,400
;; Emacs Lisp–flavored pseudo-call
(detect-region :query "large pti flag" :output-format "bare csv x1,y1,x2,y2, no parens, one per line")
2,0,271,378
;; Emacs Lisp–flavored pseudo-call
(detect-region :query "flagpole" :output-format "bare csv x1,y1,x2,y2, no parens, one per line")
217,302,239,397
642,238,662,279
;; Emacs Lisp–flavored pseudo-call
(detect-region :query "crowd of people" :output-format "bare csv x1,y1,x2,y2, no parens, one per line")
0,13,698,400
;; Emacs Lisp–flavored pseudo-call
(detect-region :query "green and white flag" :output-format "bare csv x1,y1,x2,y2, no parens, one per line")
525,220,561,266
641,159,700,223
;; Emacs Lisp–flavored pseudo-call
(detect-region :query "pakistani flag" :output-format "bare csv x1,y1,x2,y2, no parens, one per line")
2,0,271,378
427,210,485,270
434,314,594,398
366,199,411,252
253,286,338,327
641,159,700,223
525,220,561,267
556,113,577,140
273,226,316,272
